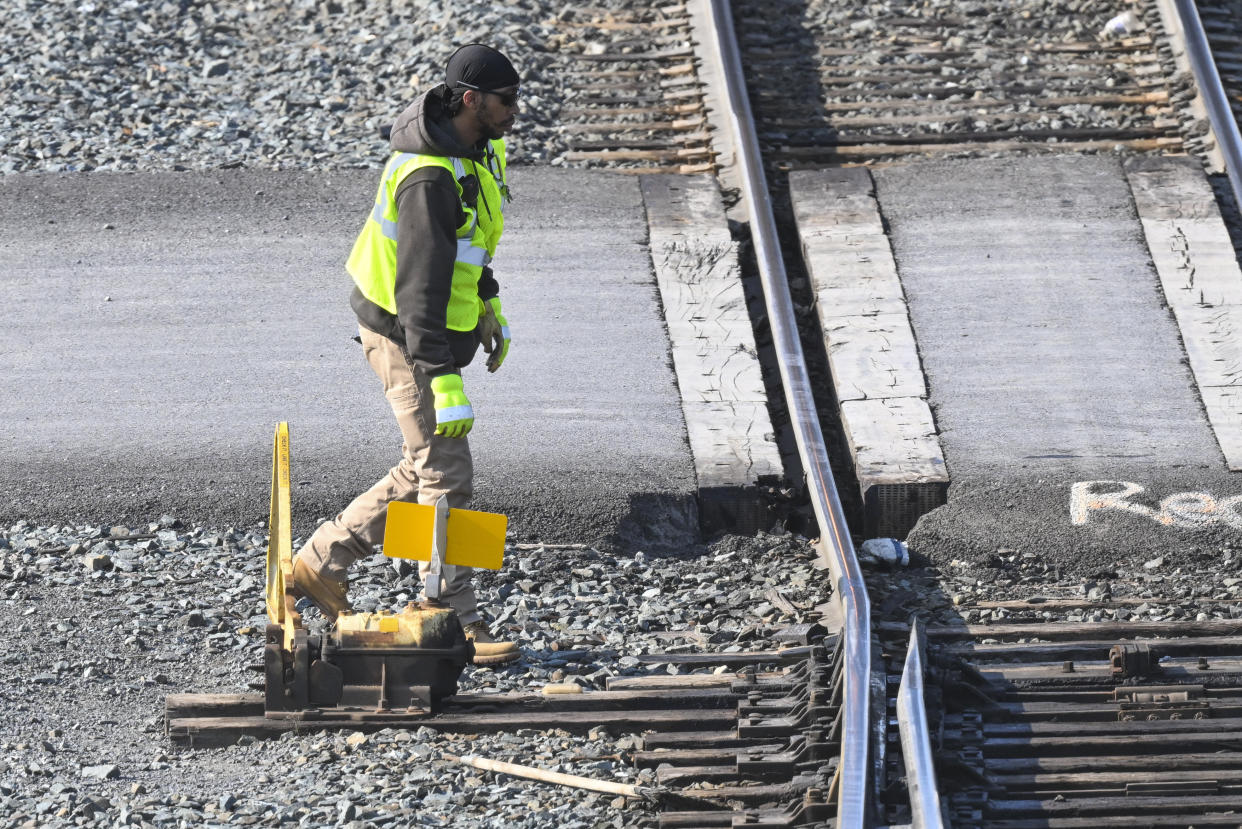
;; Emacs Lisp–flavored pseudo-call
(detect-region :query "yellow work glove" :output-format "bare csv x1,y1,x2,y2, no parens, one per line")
479,297,511,373
430,374,473,438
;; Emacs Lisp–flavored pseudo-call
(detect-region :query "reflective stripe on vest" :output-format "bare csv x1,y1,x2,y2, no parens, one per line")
346,141,506,331
368,157,492,269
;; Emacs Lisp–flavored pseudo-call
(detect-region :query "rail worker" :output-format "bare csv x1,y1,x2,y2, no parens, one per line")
290,43,521,666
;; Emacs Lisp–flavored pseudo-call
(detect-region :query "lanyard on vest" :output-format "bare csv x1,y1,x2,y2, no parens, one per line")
483,143,511,203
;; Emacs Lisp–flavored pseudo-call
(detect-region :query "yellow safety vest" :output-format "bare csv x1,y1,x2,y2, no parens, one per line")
346,139,507,332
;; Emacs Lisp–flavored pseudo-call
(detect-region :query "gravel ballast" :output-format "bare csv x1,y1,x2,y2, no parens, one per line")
879,543,1242,630
1,0,583,173
0,520,827,827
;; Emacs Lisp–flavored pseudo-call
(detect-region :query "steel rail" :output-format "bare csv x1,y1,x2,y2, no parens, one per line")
897,623,945,829
700,0,873,824
1175,0,1242,209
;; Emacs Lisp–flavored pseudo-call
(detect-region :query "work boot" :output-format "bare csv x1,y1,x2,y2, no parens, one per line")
291,557,351,621
463,620,520,666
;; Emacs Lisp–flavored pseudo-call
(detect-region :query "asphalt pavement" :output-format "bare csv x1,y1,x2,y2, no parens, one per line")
0,168,698,549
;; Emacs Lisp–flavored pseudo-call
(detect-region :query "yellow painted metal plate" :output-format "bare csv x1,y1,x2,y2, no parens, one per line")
383,501,507,570
445,507,507,570
384,501,437,558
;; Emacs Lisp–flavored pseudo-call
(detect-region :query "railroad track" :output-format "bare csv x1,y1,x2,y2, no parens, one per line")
879,617,1242,828
169,641,847,827
737,0,1187,166
555,0,1242,177
859,5,1242,825
691,0,1242,826
550,2,714,172
166,643,825,748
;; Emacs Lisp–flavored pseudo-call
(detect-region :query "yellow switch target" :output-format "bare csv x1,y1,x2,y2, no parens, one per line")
383,501,507,571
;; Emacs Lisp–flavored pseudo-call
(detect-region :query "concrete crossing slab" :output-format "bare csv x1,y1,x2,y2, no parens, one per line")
640,174,782,533
875,156,1220,475
790,166,947,538
1126,156,1242,470
867,156,1242,573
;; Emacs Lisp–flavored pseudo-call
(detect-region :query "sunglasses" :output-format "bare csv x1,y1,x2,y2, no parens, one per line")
458,82,519,108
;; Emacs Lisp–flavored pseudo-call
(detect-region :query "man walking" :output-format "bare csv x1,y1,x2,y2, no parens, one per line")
291,44,521,665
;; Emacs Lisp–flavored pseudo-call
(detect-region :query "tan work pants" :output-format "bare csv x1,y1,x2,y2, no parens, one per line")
295,326,478,625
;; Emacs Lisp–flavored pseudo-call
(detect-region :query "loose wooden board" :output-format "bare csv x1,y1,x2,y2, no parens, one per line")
840,398,946,485
822,314,928,401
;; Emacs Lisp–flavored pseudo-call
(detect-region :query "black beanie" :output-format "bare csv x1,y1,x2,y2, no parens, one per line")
445,44,520,92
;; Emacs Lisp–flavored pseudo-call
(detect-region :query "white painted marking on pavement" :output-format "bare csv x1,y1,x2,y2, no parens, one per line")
1070,480,1242,530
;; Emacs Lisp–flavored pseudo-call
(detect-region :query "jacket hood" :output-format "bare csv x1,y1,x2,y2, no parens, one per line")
388,84,484,160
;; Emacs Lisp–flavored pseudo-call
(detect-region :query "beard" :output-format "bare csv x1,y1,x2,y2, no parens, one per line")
472,100,511,141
